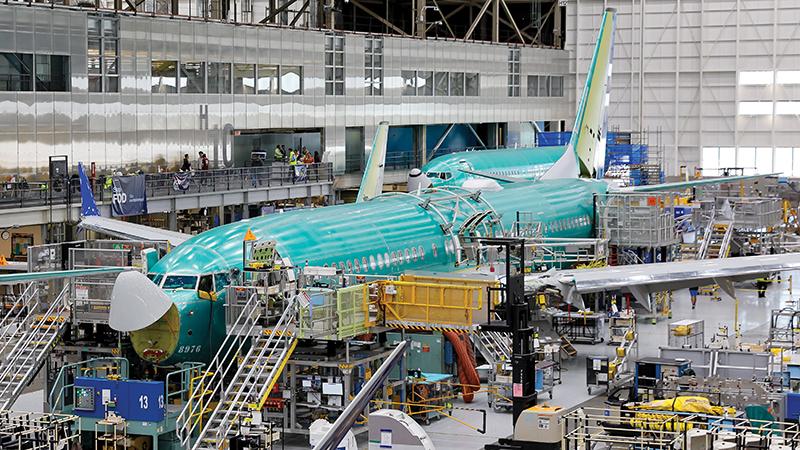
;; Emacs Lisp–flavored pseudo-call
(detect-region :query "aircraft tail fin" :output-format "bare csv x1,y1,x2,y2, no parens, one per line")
356,121,389,203
78,162,100,217
542,8,616,180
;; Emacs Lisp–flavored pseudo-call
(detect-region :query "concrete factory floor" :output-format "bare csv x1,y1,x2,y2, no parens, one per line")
12,275,793,450
282,276,794,449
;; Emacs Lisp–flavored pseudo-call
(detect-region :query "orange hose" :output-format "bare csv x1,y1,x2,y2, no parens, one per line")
443,331,480,403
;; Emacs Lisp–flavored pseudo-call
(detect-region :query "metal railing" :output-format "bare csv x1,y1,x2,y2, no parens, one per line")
176,291,263,448
597,192,679,248
0,282,39,356
379,278,485,331
0,162,333,211
0,284,70,410
47,357,130,413
0,410,82,449
345,152,418,174
203,296,297,449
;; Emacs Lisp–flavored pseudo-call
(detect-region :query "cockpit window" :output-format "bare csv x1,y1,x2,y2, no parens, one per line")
198,275,214,293
215,273,230,292
147,273,164,286
162,275,198,290
425,171,452,180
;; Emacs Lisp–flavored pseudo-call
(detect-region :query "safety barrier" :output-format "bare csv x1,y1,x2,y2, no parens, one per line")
336,284,376,339
0,163,333,211
378,275,497,331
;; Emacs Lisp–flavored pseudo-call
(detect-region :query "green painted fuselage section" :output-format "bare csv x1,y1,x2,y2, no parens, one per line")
148,178,608,365
422,146,565,187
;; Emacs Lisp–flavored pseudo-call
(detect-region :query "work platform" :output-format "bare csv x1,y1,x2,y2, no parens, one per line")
0,163,334,228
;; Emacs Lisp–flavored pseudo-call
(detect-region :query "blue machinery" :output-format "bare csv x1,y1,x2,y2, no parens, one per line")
48,357,202,450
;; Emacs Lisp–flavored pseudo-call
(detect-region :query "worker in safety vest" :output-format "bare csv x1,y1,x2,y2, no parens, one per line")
274,145,285,162
288,149,298,182
756,276,770,298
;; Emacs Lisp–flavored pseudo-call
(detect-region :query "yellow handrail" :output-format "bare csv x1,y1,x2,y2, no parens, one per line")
255,337,298,411
378,279,486,328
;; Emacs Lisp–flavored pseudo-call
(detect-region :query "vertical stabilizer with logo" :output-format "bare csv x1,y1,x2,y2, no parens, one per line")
78,162,100,217
356,122,389,203
542,7,616,180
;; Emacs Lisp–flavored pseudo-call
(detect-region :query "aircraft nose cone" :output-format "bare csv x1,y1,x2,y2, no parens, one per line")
109,271,173,332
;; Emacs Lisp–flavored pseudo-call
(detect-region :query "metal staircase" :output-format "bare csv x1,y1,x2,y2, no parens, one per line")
0,283,70,410
0,282,39,351
472,328,511,366
176,293,298,450
699,220,734,260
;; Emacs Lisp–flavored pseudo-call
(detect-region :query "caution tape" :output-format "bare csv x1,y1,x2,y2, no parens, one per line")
385,322,471,333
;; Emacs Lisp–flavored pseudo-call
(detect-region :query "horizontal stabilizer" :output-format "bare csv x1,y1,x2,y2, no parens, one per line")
619,173,780,193
0,267,133,285
80,216,189,247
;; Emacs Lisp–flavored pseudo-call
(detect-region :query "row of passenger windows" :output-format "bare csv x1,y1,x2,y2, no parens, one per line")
325,243,443,273
491,165,548,178
545,214,591,234
151,61,304,95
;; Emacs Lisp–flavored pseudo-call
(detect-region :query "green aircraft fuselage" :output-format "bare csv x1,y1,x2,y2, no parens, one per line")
421,146,565,187
138,178,607,365
132,7,620,366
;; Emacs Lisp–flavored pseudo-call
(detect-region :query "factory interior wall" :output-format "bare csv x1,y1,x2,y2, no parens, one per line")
233,131,323,166
0,225,43,261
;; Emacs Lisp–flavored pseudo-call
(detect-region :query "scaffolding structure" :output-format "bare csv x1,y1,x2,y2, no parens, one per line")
562,407,800,450
538,128,665,186
0,410,81,449
597,192,678,265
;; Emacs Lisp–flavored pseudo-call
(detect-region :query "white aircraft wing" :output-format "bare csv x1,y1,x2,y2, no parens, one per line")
80,215,190,247
528,253,800,311
616,173,781,193
76,162,190,247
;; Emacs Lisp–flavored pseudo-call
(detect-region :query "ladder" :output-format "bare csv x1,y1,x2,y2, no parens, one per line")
0,284,70,410
559,335,578,358
176,293,297,450
678,243,701,261
700,220,734,260
472,329,511,366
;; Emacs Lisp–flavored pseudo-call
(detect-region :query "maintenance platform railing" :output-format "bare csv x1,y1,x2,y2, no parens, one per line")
597,192,679,248
522,237,609,269
378,275,495,331
26,240,168,325
0,163,333,211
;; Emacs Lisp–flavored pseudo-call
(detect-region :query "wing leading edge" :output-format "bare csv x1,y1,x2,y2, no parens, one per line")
76,162,189,247
528,253,800,311
620,173,781,193
0,267,133,285
79,216,189,247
